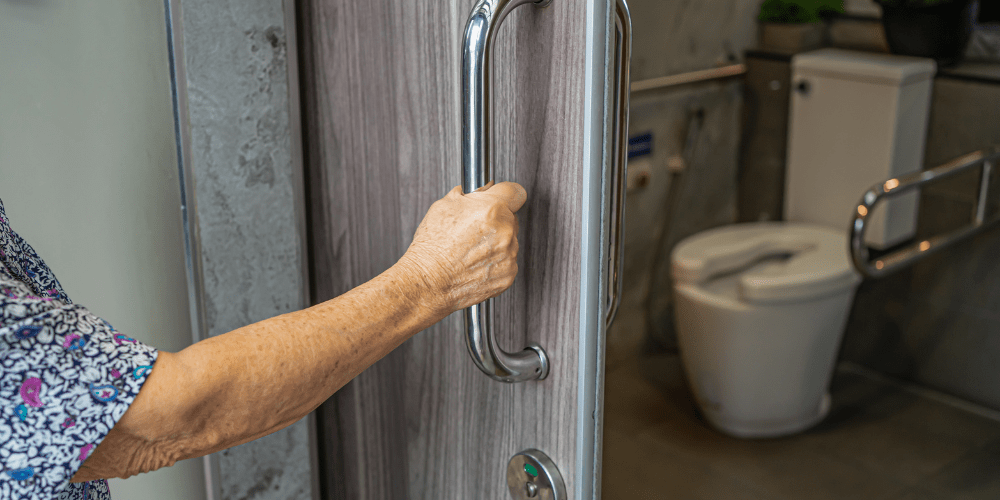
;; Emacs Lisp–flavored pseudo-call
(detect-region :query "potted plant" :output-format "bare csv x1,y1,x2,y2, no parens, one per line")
874,0,976,66
758,0,845,53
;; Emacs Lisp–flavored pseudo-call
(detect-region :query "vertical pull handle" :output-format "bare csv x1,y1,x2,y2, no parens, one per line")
606,0,631,328
461,0,552,383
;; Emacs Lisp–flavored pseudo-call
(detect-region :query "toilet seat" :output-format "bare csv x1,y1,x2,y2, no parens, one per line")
672,222,861,303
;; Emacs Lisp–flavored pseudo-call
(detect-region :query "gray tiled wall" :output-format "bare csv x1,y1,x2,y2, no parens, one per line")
840,75,1000,412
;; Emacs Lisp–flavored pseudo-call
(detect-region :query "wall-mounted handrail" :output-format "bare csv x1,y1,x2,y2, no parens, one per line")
850,145,1000,279
630,64,746,93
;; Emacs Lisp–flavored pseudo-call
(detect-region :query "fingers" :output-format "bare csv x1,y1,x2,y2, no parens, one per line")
468,181,527,213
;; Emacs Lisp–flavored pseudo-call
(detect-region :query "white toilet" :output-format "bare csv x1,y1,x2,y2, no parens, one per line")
670,49,937,439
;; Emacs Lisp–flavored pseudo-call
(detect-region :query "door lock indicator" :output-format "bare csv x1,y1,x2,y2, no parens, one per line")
507,449,565,500
524,463,538,477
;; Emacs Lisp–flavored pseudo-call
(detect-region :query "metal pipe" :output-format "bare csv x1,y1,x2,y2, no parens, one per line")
630,63,746,93
850,145,1000,279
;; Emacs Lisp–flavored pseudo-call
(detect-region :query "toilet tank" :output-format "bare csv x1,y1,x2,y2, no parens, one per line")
783,48,936,250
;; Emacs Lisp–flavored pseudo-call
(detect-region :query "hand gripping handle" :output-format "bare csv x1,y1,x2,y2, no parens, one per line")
461,0,552,382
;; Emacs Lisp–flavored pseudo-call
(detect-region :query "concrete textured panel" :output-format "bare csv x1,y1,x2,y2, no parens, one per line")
179,0,312,498
218,421,315,500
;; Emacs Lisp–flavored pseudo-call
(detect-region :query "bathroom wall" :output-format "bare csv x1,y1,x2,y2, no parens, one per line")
613,1,1000,415
606,0,760,369
840,71,1000,412
0,1,206,499
830,1,1000,62
173,0,317,498
608,1,906,367
628,0,758,80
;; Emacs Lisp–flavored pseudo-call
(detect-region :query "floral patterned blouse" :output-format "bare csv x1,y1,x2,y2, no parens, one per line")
0,199,159,500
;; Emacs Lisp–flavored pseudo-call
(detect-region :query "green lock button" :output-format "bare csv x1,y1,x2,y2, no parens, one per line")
523,463,539,478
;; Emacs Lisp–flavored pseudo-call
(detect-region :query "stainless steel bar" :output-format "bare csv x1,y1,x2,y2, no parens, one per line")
850,145,1000,279
461,0,551,383
606,0,631,329
976,160,992,225
629,64,746,93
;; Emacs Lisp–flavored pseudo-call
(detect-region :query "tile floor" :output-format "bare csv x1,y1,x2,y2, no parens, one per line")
601,351,1000,500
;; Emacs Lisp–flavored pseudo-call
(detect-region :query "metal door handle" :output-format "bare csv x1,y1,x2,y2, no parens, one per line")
461,0,552,383
606,0,631,328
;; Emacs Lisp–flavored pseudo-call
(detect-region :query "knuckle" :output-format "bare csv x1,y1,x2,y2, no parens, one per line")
506,264,518,286
496,227,512,247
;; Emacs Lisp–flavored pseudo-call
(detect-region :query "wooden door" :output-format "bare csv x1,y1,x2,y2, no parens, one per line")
296,0,623,497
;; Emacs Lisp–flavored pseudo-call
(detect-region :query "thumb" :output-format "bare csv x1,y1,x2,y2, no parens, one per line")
478,181,527,213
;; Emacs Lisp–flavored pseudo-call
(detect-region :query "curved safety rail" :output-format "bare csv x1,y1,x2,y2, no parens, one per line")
606,0,631,329
461,0,552,382
850,145,1000,279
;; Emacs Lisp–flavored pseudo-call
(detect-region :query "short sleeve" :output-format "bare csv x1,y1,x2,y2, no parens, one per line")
0,199,160,499
0,299,159,500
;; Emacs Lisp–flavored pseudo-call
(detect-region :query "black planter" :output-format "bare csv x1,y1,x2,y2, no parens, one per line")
879,1,975,66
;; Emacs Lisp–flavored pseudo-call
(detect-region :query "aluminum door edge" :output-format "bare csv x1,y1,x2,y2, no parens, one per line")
576,0,613,498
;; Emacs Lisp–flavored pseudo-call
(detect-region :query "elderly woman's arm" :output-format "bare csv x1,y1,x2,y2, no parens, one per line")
70,182,525,482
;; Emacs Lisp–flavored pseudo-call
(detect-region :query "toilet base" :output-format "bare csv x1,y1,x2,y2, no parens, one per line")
701,393,832,439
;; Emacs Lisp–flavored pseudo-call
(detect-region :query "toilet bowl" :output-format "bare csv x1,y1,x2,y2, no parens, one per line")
666,49,936,438
671,222,862,438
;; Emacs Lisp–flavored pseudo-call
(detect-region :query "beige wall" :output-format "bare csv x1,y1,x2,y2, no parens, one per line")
0,1,206,499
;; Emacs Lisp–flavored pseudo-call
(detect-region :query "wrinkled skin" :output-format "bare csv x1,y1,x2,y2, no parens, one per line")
70,181,527,484
396,181,526,316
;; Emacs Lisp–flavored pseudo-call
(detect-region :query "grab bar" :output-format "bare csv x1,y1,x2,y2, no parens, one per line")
606,0,632,329
461,0,552,383
850,145,1000,279
630,64,746,93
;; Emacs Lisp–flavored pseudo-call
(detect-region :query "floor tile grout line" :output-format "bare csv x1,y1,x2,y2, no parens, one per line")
837,361,1000,424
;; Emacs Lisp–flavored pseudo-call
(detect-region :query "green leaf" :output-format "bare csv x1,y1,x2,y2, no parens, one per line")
758,0,845,23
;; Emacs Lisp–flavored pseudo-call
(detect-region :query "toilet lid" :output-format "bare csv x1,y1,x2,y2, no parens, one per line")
671,222,861,303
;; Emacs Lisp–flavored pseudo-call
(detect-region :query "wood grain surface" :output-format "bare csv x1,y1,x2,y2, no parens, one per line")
296,0,593,497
